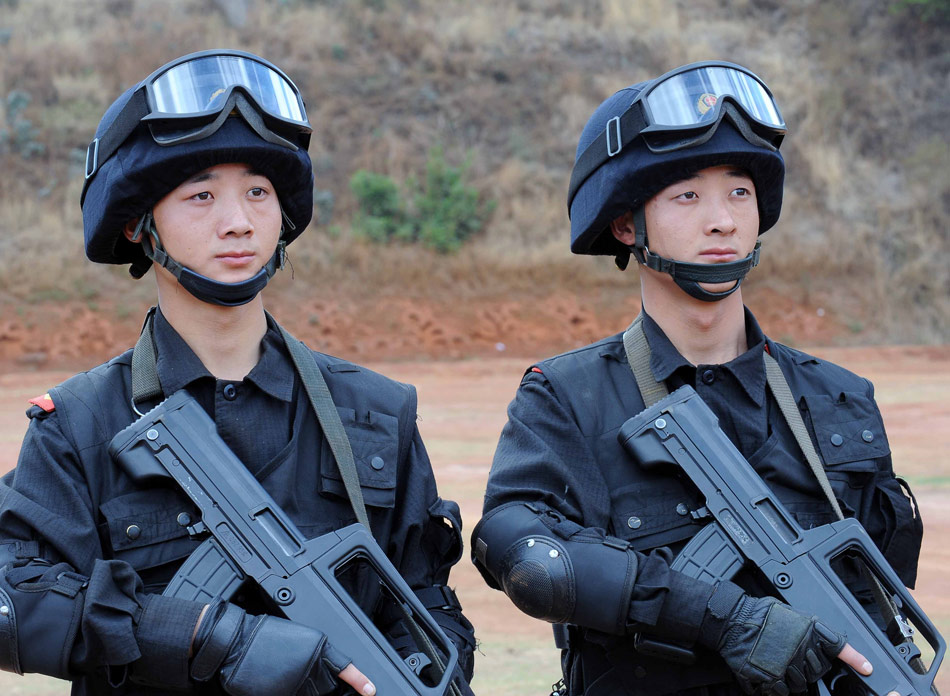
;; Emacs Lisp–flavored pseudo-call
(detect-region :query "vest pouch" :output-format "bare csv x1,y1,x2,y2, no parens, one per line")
801,391,890,522
801,391,922,586
871,476,923,587
98,488,201,591
318,407,399,509
609,477,703,552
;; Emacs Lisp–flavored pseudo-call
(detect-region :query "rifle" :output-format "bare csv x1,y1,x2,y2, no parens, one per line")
617,385,944,696
109,389,459,695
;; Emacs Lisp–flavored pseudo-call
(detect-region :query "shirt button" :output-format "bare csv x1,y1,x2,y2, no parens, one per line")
676,503,689,516
177,512,192,527
701,369,715,385
370,456,385,470
126,524,142,540
223,383,237,400
862,430,874,443
627,516,642,529
831,433,844,447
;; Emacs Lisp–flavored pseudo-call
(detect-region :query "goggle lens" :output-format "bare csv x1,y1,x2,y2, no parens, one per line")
644,65,783,130
150,54,305,123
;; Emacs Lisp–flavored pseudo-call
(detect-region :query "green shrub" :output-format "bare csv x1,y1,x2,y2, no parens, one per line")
349,147,494,253
349,169,413,243
413,146,494,252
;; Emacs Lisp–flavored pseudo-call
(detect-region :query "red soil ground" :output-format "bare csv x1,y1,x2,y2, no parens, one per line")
0,295,947,694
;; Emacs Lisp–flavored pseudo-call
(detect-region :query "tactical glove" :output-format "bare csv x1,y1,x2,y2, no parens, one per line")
698,583,847,696
190,600,352,696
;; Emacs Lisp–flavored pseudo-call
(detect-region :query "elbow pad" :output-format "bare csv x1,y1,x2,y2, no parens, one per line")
0,559,87,678
472,502,637,635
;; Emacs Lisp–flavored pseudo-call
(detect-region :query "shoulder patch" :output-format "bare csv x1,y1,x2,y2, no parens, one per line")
531,367,543,374
28,393,55,412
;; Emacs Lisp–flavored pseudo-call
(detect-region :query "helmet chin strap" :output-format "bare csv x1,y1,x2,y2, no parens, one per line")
627,206,760,302
130,211,290,307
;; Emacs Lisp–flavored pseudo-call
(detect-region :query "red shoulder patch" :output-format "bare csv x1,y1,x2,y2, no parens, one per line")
531,367,544,374
28,393,55,412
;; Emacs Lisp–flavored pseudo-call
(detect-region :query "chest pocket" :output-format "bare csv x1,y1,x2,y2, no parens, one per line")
98,488,201,590
318,407,399,509
803,391,890,468
801,391,890,512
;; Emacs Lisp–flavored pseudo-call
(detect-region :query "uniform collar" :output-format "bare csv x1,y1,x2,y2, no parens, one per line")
153,307,296,402
642,307,768,407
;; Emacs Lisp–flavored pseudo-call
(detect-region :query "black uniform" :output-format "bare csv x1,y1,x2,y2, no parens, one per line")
477,309,922,696
0,308,475,694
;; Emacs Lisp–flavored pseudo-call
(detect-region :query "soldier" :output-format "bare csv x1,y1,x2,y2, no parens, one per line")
472,61,921,696
0,50,475,695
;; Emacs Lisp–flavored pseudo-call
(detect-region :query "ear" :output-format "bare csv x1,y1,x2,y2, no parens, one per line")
610,211,636,246
122,219,140,242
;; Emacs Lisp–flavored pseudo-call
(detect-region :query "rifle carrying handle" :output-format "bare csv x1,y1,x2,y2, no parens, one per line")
164,537,246,605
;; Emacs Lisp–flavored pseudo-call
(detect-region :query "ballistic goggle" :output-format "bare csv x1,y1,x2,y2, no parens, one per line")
568,61,786,209
82,50,311,200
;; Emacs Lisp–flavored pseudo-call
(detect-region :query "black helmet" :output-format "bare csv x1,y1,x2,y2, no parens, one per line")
81,50,314,305
567,62,786,301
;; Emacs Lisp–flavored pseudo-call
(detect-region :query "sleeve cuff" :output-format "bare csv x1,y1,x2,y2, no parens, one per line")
129,594,205,690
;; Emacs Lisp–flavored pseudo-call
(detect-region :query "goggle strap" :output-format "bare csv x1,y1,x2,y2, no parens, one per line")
232,96,298,151
567,103,648,213
81,88,150,204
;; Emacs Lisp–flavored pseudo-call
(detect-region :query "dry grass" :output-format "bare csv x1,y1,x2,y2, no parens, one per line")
0,0,946,343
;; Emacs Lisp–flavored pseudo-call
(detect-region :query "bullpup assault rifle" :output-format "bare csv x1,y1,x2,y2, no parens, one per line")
618,385,944,696
109,389,459,695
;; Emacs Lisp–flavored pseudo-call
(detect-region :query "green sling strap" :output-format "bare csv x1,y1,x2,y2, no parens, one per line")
277,326,371,530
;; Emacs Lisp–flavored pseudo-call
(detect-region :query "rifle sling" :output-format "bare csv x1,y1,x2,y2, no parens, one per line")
278,326,371,531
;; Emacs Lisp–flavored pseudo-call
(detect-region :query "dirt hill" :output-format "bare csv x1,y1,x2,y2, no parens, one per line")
0,0,947,366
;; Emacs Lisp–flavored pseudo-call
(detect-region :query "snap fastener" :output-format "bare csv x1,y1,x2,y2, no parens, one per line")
676,503,689,516
370,456,384,470
701,369,715,385
548,549,559,558
862,430,874,443
627,516,642,529
831,433,844,447
177,512,192,527
223,383,237,401
0,606,8,616
126,524,142,540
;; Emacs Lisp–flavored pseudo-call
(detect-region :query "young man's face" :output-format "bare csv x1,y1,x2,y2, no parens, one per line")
147,162,283,284
612,164,760,295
